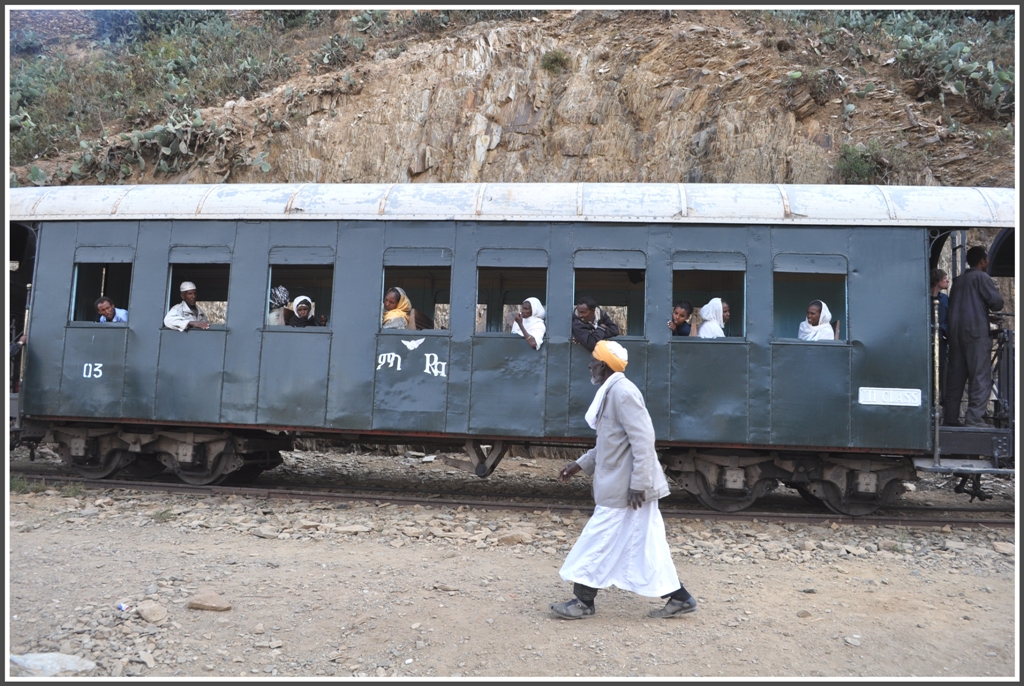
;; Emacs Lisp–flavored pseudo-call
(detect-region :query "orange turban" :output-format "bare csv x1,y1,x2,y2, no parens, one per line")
593,340,628,373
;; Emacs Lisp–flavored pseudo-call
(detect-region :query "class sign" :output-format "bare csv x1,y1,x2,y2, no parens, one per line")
857,387,921,407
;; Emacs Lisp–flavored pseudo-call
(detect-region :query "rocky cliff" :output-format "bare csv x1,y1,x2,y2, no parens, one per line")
10,10,1015,189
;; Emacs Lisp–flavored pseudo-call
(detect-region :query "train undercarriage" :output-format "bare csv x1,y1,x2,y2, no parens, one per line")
660,448,917,517
16,421,291,486
17,418,937,516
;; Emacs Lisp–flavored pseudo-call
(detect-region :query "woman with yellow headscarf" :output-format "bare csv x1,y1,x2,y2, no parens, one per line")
382,287,412,329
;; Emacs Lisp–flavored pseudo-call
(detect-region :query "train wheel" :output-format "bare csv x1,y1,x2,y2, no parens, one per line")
71,449,122,480
692,471,762,512
792,485,827,509
175,452,230,486
816,479,903,517
120,454,167,478
222,464,265,484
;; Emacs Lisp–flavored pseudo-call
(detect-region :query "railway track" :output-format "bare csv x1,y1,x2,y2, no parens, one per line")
11,464,1015,529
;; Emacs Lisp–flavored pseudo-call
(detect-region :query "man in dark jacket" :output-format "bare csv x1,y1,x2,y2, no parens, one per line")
571,296,620,352
942,247,1004,427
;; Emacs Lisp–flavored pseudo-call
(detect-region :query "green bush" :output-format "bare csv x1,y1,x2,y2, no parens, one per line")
308,33,364,74
836,144,880,184
766,10,1014,121
11,28,43,55
9,12,296,165
541,49,570,74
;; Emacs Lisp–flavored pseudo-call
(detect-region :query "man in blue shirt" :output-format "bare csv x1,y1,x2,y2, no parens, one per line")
95,296,128,323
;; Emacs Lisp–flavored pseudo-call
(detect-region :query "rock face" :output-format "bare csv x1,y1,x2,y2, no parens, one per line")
14,11,1011,193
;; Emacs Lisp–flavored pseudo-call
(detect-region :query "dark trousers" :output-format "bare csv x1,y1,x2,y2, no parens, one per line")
943,329,992,425
937,337,948,407
573,582,691,606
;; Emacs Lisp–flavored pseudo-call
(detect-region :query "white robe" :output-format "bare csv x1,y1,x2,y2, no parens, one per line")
798,301,834,341
698,298,726,338
163,301,208,331
559,500,680,597
512,297,546,350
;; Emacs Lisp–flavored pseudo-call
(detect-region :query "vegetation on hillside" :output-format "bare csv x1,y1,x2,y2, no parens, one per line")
9,9,544,181
764,10,1014,121
8,9,1015,188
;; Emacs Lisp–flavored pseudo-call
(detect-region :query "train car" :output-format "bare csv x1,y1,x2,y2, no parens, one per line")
7,183,1015,515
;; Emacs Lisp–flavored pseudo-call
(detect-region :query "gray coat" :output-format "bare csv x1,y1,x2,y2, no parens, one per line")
948,268,1003,340
575,375,671,508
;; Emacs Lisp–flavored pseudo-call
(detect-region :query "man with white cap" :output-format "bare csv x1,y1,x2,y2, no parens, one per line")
550,339,697,620
163,281,211,331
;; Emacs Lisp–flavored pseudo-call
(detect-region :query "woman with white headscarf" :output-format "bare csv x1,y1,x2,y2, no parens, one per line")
697,298,730,339
513,297,546,350
798,300,839,341
288,295,325,327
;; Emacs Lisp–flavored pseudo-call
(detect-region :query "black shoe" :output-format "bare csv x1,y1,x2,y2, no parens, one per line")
649,596,698,618
549,598,595,619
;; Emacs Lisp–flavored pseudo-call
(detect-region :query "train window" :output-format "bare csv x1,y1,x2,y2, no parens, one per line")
475,267,548,333
672,270,745,338
382,266,451,330
574,269,646,337
773,272,847,341
167,264,230,325
266,265,334,328
69,263,133,322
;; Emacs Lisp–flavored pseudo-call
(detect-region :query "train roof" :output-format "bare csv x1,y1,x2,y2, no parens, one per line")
7,182,1016,227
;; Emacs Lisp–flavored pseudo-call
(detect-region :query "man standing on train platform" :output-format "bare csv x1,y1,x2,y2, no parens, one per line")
571,296,620,352
163,281,211,331
550,340,697,620
942,246,1004,427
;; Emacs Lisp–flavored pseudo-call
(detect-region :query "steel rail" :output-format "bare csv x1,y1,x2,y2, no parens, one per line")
11,470,1014,529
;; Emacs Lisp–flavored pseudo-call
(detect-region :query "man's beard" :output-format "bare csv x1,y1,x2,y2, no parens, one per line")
590,373,602,386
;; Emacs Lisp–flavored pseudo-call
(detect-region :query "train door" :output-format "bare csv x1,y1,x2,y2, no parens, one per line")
769,252,852,447
467,249,549,436
256,236,336,428
371,240,453,433
667,250,750,443
154,242,232,423
567,249,649,436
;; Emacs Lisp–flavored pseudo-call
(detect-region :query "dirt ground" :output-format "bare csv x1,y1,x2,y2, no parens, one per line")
6,449,1019,679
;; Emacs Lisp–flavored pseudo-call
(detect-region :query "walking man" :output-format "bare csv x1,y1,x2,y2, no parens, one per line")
551,340,697,619
942,247,1004,427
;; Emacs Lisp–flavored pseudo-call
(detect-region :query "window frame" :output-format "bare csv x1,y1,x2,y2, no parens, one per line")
771,253,849,344
68,260,134,325
163,262,232,330
263,263,336,332
380,264,453,334
671,252,747,340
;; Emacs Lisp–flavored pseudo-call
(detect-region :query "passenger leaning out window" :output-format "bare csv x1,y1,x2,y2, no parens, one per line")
382,287,412,329
572,296,620,352
95,296,128,323
798,300,840,341
289,296,326,327
668,301,693,337
513,297,547,350
164,281,210,331
696,298,729,339
268,285,293,326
